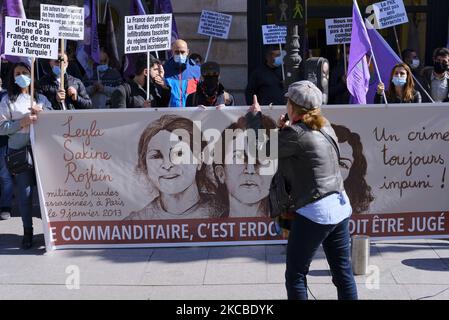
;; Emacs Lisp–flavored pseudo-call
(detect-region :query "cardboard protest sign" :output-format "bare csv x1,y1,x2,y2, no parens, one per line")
40,4,84,40
4,16,59,59
124,14,172,54
325,17,353,45
262,24,287,45
372,0,408,29
198,10,233,39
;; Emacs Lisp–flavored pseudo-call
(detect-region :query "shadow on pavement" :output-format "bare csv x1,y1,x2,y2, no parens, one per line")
0,233,46,256
402,258,449,271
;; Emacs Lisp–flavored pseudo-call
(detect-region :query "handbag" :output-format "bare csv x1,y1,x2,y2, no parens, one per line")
5,145,34,175
4,100,34,175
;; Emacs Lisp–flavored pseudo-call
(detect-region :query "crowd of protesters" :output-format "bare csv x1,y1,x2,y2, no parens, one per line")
0,38,448,265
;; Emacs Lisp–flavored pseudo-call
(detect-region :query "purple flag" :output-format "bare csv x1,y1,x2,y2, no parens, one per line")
366,23,402,103
123,0,147,79
347,0,372,105
104,1,120,70
154,0,179,44
0,0,26,63
77,0,100,79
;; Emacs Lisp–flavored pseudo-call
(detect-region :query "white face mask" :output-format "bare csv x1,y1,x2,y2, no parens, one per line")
410,58,420,70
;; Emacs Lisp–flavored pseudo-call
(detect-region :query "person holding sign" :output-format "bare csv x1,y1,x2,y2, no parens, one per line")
375,63,422,104
86,49,123,109
0,62,52,249
246,45,286,106
111,55,157,109
37,53,92,110
164,39,201,108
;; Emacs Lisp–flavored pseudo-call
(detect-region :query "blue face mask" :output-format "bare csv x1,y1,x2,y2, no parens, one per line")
392,76,407,87
273,56,284,67
174,54,187,64
15,75,32,89
52,66,61,77
97,64,109,73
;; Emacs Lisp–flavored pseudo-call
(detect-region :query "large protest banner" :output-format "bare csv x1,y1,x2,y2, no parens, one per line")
32,105,449,250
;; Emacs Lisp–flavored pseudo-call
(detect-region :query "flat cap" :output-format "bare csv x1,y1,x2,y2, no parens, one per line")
285,81,323,110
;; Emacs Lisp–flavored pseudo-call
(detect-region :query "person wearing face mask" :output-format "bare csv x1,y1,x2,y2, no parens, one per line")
246,45,287,106
422,47,449,103
186,61,234,108
375,63,422,104
0,76,13,222
0,62,52,249
85,49,123,109
164,39,201,108
110,54,153,109
402,49,421,75
37,53,92,110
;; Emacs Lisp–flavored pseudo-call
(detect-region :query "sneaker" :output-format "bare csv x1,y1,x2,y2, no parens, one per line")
0,212,11,220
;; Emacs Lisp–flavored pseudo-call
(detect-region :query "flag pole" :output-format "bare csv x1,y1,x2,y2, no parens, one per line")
369,48,388,105
412,74,435,103
354,0,388,105
279,43,285,81
205,36,213,62
343,44,348,76
393,26,401,55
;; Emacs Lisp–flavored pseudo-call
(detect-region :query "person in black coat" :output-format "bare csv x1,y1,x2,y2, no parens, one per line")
37,53,92,110
186,61,234,108
245,45,286,106
110,55,171,109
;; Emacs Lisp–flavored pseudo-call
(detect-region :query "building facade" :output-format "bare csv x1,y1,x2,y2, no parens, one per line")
20,0,449,105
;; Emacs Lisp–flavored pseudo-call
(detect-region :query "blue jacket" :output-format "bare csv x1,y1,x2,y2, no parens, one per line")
164,58,201,108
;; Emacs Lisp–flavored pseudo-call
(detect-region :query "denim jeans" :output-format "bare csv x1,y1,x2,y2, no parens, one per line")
0,145,13,212
12,163,34,229
285,214,358,300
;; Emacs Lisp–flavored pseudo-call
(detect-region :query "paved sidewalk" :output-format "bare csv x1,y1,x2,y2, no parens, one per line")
1,217,449,300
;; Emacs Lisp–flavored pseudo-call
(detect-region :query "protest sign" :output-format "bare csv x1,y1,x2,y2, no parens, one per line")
372,0,408,29
325,17,353,45
124,14,172,54
198,10,232,39
32,105,449,250
197,10,233,62
262,24,287,45
40,4,84,41
262,24,287,80
4,16,58,59
124,14,172,100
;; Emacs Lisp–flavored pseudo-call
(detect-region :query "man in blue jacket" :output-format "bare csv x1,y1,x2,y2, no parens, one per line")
164,39,201,108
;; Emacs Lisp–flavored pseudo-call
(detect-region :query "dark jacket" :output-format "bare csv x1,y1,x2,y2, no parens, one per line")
186,83,234,107
421,67,449,103
374,90,422,104
246,64,286,106
37,73,92,110
110,79,171,108
329,62,350,105
247,112,344,210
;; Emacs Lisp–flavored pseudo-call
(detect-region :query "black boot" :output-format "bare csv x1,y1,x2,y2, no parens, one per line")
22,227,33,250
